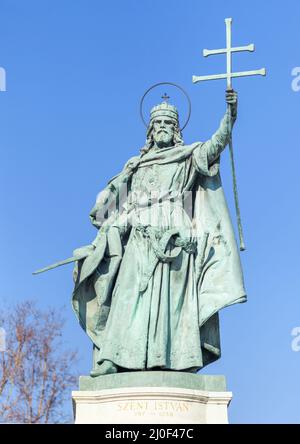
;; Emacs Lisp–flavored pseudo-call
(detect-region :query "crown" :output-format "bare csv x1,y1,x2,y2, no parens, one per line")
150,101,179,122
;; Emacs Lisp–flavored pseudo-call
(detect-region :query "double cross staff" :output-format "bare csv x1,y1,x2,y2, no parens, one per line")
193,18,266,251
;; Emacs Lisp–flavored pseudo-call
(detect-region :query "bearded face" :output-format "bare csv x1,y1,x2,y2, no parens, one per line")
152,117,175,148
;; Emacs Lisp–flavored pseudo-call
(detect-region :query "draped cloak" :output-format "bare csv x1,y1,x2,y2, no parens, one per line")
72,110,247,371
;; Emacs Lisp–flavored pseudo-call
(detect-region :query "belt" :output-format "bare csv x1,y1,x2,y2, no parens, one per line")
137,226,197,293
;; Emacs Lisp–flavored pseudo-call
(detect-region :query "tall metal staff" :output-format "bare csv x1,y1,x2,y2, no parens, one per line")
193,18,266,251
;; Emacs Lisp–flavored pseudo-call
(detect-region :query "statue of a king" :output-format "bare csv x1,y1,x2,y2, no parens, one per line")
71,89,246,376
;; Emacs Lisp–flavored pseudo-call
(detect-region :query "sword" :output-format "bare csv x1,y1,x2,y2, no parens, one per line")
33,205,119,276
32,253,89,275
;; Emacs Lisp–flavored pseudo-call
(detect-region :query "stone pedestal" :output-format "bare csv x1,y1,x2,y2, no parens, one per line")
72,372,232,424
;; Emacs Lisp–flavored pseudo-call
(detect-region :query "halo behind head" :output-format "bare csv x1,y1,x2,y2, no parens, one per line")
140,82,191,131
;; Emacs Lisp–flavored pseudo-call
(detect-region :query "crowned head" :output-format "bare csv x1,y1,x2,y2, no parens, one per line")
142,101,183,152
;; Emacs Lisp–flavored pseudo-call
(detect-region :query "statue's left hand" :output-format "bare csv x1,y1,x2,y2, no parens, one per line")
73,244,95,259
226,89,238,117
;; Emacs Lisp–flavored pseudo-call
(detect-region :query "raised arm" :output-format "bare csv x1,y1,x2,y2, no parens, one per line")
193,90,238,170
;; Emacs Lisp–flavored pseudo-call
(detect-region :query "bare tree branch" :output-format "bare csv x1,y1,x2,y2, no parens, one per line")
0,301,78,423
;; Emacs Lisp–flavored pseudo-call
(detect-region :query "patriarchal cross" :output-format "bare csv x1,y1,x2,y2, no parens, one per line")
192,18,266,251
192,17,266,88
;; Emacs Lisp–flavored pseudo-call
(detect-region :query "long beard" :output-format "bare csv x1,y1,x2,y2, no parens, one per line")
154,131,173,148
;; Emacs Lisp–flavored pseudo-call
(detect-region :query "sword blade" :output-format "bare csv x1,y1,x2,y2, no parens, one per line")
32,255,87,275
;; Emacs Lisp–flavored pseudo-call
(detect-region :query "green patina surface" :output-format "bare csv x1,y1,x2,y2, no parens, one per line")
35,91,247,378
79,372,226,392
69,92,246,377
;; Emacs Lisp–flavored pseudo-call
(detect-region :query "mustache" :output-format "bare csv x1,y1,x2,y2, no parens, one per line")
157,129,169,134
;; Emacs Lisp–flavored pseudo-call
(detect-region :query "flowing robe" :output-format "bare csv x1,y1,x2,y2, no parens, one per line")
72,109,246,372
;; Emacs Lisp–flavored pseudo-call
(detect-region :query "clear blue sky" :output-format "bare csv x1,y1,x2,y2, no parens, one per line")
0,0,299,424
